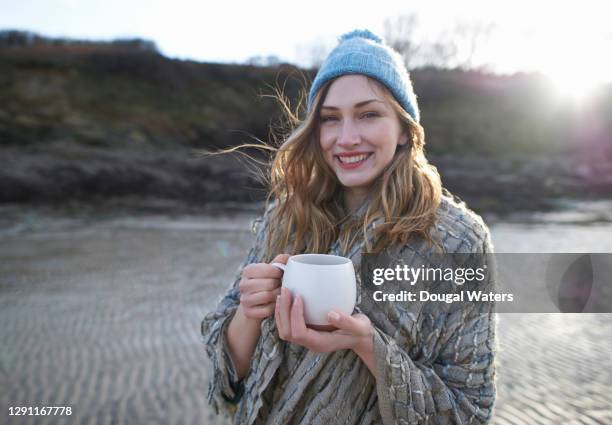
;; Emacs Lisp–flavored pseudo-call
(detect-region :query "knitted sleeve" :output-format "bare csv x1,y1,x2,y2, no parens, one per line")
200,204,272,416
372,234,497,425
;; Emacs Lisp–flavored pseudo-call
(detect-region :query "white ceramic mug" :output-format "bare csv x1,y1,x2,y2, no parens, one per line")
272,254,356,326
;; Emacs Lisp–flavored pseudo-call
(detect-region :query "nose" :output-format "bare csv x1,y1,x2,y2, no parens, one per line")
337,119,360,147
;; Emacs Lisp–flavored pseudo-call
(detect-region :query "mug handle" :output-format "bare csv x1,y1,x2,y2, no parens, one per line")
271,262,286,272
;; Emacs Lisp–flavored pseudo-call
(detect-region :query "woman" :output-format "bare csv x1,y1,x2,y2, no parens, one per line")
202,29,496,425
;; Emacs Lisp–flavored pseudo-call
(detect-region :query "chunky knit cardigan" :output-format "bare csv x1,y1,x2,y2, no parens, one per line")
201,195,497,424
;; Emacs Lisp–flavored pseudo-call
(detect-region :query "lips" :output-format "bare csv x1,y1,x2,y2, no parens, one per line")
335,152,372,161
335,152,373,169
335,151,372,157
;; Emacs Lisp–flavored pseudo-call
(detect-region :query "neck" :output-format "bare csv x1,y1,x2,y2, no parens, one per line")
344,187,370,214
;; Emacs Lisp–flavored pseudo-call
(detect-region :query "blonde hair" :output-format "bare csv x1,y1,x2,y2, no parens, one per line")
259,76,443,261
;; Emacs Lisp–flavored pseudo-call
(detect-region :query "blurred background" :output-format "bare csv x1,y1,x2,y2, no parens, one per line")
1,1,611,424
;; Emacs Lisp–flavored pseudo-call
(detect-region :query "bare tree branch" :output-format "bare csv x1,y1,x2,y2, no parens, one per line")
383,14,420,69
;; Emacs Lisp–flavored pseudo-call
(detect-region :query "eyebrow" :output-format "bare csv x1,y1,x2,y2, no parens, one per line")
320,99,384,110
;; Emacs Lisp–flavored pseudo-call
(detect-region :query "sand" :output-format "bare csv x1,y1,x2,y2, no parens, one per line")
1,207,611,424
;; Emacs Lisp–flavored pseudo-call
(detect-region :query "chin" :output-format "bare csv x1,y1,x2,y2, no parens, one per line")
338,178,372,189
336,171,370,184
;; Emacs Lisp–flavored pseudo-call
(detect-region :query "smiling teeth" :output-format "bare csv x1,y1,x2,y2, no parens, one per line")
338,154,369,164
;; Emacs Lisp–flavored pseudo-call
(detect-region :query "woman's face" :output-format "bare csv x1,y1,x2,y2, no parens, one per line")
318,75,407,195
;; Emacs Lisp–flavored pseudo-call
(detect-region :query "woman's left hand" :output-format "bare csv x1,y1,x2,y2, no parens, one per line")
275,287,374,353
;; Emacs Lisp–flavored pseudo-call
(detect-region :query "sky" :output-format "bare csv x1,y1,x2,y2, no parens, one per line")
2,0,612,94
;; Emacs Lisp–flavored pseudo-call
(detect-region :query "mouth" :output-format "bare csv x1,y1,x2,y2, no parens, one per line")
335,152,373,169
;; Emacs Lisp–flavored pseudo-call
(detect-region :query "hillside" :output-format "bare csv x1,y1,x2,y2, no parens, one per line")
1,31,611,212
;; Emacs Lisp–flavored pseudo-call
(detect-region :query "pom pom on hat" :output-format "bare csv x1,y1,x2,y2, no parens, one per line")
338,29,383,44
307,28,420,122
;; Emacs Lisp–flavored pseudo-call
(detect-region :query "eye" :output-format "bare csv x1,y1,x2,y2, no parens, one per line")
361,111,380,119
319,115,338,123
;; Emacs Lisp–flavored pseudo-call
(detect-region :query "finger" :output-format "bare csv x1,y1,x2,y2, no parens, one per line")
275,295,286,339
243,263,284,279
290,295,309,342
290,297,342,352
271,253,291,265
327,311,368,335
243,303,276,319
239,277,281,293
241,288,281,306
279,287,292,339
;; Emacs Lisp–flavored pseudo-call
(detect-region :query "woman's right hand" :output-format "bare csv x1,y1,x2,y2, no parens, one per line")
238,254,290,322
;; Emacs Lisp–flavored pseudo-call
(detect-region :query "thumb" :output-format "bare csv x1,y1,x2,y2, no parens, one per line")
327,311,353,330
328,311,370,336
271,253,291,265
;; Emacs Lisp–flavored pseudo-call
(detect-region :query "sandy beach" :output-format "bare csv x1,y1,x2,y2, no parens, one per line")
1,203,611,424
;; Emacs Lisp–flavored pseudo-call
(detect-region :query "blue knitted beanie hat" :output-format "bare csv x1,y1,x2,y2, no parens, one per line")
307,29,420,123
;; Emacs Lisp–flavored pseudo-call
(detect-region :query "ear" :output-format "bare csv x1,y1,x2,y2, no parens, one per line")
398,131,409,146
